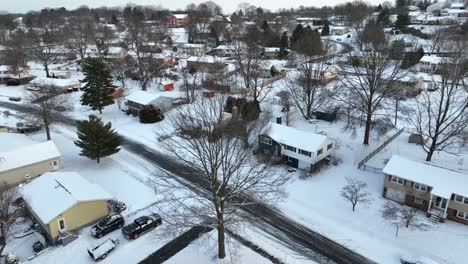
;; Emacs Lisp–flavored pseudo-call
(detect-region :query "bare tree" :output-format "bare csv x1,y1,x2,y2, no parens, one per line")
180,67,199,103
338,22,403,145
156,97,287,259
0,185,21,256
276,91,292,126
124,6,168,90
65,16,96,61
23,86,71,140
382,201,430,237
26,30,65,78
409,55,468,161
233,40,267,103
340,177,372,211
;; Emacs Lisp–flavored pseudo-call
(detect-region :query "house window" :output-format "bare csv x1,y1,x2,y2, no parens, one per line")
391,176,405,185
456,210,468,220
58,219,66,231
260,136,272,145
283,145,296,152
414,197,424,205
327,143,333,150
299,149,311,157
317,148,323,156
454,195,468,205
413,182,428,192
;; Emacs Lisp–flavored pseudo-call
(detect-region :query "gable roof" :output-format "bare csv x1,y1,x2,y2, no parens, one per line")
125,91,162,105
383,155,468,199
22,172,113,224
262,122,329,152
0,141,61,173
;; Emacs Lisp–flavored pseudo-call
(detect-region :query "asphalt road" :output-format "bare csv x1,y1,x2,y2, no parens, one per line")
0,96,376,264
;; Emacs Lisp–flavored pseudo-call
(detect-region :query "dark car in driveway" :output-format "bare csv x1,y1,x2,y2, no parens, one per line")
122,213,162,239
90,214,124,238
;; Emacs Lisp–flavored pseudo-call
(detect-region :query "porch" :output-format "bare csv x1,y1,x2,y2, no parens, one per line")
426,195,449,223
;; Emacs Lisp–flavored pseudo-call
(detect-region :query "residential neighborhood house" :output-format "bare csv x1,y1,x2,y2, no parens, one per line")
383,155,468,225
21,171,113,242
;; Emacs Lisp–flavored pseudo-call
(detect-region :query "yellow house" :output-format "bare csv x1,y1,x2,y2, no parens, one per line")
21,172,113,242
0,126,7,132
0,138,61,187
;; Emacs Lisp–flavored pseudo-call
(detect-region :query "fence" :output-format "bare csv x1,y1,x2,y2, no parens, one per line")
360,164,384,175
357,127,405,169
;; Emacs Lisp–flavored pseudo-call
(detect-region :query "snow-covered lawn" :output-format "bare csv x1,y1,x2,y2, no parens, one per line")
167,231,272,264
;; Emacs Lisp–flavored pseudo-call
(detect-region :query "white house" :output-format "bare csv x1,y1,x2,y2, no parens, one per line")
30,77,81,92
180,43,206,56
259,122,334,171
419,55,443,73
212,45,236,57
106,47,127,59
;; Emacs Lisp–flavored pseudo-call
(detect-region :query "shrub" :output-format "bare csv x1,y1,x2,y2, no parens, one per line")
139,105,164,124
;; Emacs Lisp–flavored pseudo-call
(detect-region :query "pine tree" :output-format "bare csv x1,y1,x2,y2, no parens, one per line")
321,21,330,36
81,58,115,114
291,24,304,47
75,115,121,163
395,14,410,31
279,31,290,58
111,14,119,24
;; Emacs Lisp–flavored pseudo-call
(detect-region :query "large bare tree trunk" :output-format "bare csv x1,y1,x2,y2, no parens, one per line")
217,215,226,259
363,106,372,145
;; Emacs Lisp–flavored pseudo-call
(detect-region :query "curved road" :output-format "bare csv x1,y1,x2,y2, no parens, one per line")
0,101,375,264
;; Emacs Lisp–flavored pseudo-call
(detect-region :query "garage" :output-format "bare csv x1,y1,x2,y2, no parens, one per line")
386,188,406,203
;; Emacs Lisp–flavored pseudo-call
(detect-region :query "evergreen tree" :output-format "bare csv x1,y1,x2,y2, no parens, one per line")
75,115,121,163
139,105,164,123
321,21,330,36
291,24,304,47
111,14,119,24
261,20,269,32
395,14,410,30
279,31,290,58
81,58,115,114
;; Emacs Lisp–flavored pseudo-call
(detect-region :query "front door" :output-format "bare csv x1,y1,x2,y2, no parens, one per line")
434,197,447,209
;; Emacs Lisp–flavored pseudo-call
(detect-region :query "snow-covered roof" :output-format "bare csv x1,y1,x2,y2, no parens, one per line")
187,56,225,64
159,80,173,85
108,47,126,54
450,3,464,9
383,155,468,199
263,122,329,152
30,77,80,88
420,54,443,64
264,47,280,53
0,141,61,174
22,172,113,224
182,43,205,48
125,91,162,105
213,45,235,51
0,133,35,152
173,14,188,19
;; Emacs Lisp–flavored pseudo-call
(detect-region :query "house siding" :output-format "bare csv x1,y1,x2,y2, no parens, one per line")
48,200,109,239
383,174,468,225
0,158,60,187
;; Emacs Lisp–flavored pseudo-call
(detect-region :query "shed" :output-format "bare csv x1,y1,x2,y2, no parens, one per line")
158,81,174,91
125,91,173,115
21,172,113,242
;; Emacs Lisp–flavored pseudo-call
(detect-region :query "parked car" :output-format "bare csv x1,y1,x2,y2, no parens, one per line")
8,97,21,102
32,241,45,252
122,213,162,239
400,255,440,264
87,238,119,261
16,122,41,133
90,214,124,238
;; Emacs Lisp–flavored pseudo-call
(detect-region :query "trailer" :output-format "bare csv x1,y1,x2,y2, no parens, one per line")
87,238,119,261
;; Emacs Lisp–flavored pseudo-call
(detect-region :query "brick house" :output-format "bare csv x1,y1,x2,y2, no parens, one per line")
168,14,189,28
382,155,468,225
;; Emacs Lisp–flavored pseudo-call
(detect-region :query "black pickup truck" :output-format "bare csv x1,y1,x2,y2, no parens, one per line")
122,213,162,239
